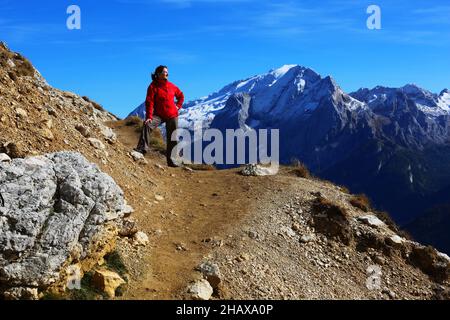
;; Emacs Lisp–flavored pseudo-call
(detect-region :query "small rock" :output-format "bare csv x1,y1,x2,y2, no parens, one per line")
282,226,297,238
387,234,404,245
155,164,166,170
437,252,450,263
236,253,251,262
0,153,11,162
373,255,386,265
88,138,105,150
358,215,385,228
122,204,134,217
310,191,322,197
100,125,117,143
75,124,90,137
40,128,54,141
46,106,57,117
248,231,258,239
119,218,138,237
15,108,27,119
187,279,213,300
176,242,188,251
92,269,125,298
240,164,278,176
155,194,164,201
131,151,148,164
1,141,22,158
133,231,149,246
292,223,301,232
43,118,53,129
130,151,144,161
196,261,222,289
300,234,315,243
382,288,396,299
7,58,15,68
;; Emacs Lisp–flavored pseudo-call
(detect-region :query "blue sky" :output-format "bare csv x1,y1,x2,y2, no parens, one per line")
1,0,449,118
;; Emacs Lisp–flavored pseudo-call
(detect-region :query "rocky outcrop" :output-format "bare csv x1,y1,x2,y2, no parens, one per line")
0,152,129,299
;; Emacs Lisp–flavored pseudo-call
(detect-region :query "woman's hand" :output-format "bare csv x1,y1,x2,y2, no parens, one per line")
145,119,152,125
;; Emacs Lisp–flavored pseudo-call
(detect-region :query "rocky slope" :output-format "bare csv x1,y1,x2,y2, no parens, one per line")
1,43,450,300
199,171,450,299
0,42,150,299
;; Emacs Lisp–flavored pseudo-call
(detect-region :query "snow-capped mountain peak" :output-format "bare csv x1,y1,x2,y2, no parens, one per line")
173,65,329,129
351,84,450,117
269,64,298,78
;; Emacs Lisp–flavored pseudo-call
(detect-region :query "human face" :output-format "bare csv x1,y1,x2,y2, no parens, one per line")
159,68,169,80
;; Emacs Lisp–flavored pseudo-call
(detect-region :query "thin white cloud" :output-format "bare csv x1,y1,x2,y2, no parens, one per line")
411,6,450,25
116,0,255,8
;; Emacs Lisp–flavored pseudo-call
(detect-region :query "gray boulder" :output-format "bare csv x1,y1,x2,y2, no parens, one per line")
0,152,128,299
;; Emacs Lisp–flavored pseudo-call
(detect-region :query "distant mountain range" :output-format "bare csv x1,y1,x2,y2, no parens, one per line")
128,65,450,253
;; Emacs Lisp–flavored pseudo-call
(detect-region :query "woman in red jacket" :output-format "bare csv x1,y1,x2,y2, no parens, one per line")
135,65,185,167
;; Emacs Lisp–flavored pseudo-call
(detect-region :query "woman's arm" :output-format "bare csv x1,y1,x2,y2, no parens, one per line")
175,85,184,110
145,84,155,121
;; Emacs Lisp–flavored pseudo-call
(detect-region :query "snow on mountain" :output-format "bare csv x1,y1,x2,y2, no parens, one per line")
351,84,450,117
438,89,450,113
180,64,311,130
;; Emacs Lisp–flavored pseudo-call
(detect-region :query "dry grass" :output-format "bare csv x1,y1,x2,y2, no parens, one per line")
289,159,312,178
311,196,353,245
0,48,34,78
312,196,350,218
125,116,143,126
124,116,144,133
349,194,371,212
82,96,105,112
149,128,166,153
121,116,166,153
184,163,216,171
15,55,34,77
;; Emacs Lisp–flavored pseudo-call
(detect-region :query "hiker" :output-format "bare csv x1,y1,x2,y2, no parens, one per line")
135,65,185,167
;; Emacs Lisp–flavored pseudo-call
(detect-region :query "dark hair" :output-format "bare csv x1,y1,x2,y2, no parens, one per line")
151,65,168,81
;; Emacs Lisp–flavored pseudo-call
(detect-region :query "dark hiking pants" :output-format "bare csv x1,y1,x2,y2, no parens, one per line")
136,116,179,166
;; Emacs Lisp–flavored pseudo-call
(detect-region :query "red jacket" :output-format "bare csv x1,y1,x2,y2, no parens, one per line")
145,79,184,121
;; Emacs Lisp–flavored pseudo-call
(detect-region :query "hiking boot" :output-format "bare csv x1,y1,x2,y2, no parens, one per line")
167,161,182,168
